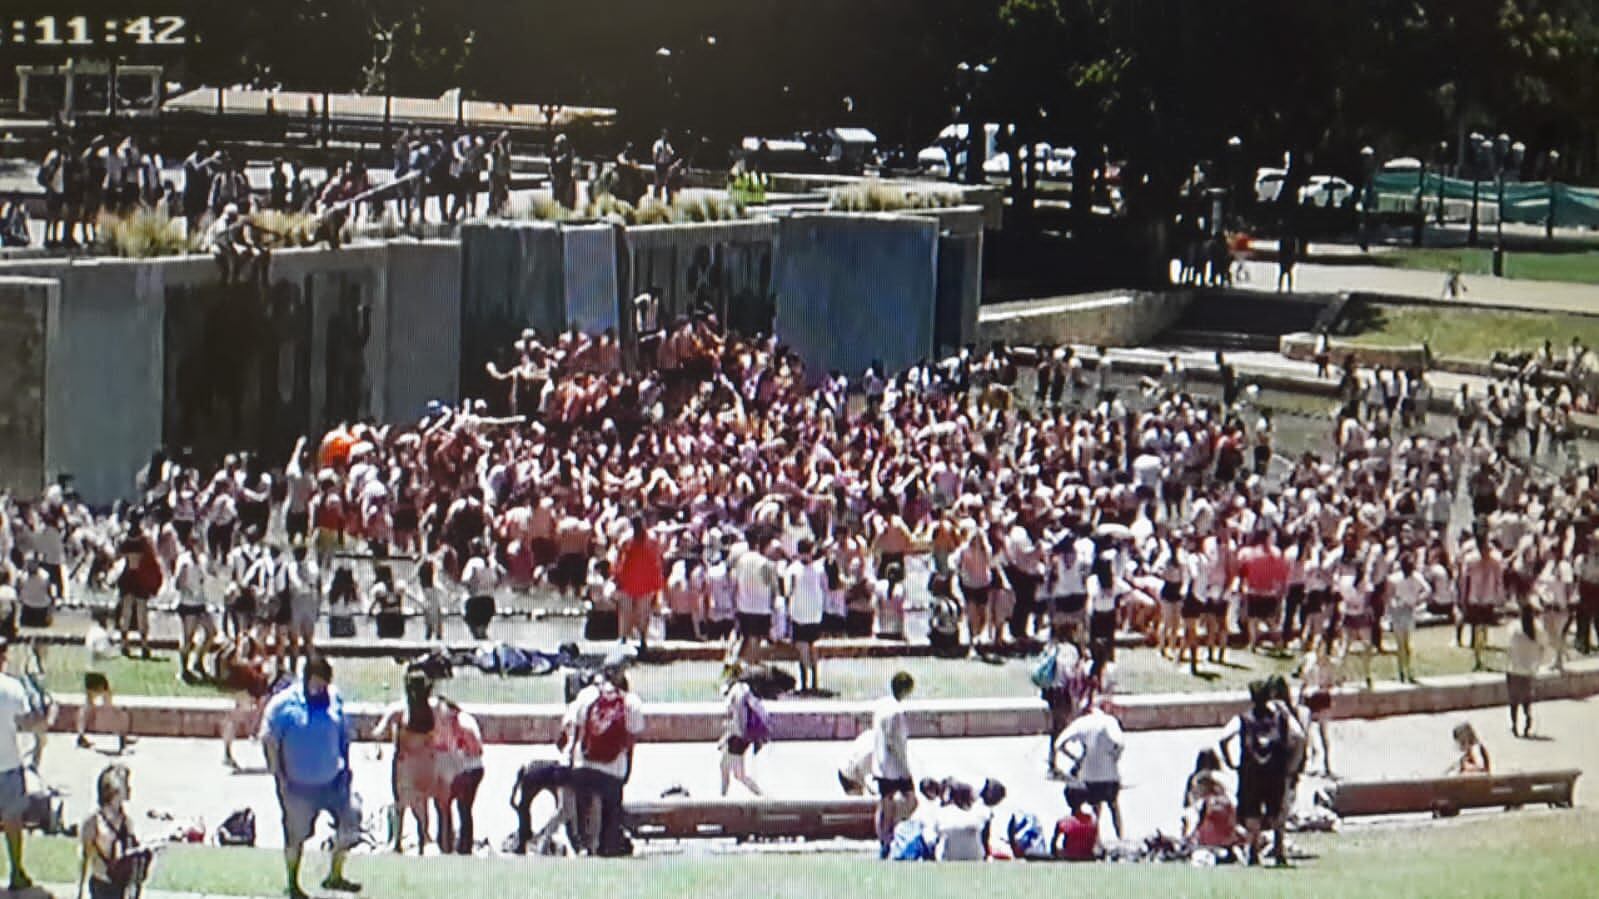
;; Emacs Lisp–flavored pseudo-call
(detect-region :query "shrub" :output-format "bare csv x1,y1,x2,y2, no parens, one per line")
94,209,198,258
827,181,961,213
251,209,320,246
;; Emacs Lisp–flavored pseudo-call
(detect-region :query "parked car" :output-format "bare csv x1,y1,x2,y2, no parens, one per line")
1300,174,1354,208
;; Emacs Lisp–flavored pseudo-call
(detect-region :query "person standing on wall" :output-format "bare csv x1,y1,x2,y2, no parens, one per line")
652,130,676,202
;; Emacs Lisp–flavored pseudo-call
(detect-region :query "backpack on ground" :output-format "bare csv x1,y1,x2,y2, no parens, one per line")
580,689,632,763
217,808,256,847
1007,812,1049,860
890,819,932,861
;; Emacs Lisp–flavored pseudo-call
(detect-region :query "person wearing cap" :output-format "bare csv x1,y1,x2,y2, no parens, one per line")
560,652,645,856
261,655,361,899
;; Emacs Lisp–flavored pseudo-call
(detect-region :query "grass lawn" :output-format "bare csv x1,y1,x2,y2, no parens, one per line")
1369,246,1599,285
15,808,1598,898
44,625,1501,706
1336,300,1599,360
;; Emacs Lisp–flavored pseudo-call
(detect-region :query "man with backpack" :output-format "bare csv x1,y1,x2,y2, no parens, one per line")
560,653,644,857
1218,680,1304,866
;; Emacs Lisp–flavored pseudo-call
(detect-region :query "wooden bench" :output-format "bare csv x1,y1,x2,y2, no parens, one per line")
624,798,877,841
1323,769,1580,818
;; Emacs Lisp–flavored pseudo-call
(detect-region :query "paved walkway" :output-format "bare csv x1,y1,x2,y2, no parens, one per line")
27,697,1596,859
1235,259,1599,314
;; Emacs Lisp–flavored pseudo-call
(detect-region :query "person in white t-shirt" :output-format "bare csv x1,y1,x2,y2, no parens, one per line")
730,540,779,664
871,672,916,857
785,540,829,693
0,637,46,890
1057,698,1125,839
931,781,990,861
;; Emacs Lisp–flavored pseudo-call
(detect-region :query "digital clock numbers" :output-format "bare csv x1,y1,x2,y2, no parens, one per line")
4,15,190,47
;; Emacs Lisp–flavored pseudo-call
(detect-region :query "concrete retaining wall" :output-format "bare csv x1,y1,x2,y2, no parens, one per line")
57,662,1599,744
0,243,460,503
1281,332,1429,370
0,278,54,496
774,214,939,382
980,290,1194,349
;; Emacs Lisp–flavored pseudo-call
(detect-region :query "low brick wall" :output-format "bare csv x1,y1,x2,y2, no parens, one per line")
57,662,1599,744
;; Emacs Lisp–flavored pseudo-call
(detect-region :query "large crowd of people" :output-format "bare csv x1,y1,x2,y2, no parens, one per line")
0,314,1592,889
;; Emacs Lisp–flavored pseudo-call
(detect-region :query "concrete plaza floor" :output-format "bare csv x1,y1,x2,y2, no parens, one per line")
27,696,1596,856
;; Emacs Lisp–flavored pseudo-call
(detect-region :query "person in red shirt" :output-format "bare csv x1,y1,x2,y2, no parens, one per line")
613,517,665,650
1235,530,1289,652
1051,792,1099,861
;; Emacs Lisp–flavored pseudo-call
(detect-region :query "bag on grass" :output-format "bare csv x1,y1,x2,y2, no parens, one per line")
217,808,256,847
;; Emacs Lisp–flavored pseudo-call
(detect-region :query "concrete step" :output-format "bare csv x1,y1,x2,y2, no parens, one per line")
46,658,1599,745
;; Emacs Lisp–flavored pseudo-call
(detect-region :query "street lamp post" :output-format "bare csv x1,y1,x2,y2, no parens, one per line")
1359,145,1376,252
656,47,674,132
1468,132,1485,247
1547,149,1561,240
1414,150,1427,247
960,63,990,185
1435,140,1448,226
1491,136,1524,277
1226,135,1243,225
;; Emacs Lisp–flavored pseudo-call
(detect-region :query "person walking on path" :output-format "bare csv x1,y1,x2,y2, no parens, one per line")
1442,266,1467,300
717,664,766,797
1298,642,1342,777
260,655,362,899
1507,606,1544,738
871,671,916,859
1057,696,1126,840
77,763,147,899
0,638,44,892
560,653,645,857
1275,235,1298,293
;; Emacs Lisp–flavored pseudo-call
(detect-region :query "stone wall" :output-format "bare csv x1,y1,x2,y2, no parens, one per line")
979,290,1194,350
0,278,53,495
0,243,459,503
774,213,940,381
1280,332,1430,370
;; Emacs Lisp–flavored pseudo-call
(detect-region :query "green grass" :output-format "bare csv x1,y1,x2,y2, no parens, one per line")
1370,247,1599,285
15,808,1599,898
1336,300,1599,360
45,625,1495,705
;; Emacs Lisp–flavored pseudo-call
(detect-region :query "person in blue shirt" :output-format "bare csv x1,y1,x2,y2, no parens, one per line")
260,655,361,899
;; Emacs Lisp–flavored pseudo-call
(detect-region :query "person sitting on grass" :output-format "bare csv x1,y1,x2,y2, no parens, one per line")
1051,789,1099,861
77,607,129,754
78,763,148,899
1447,722,1491,775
